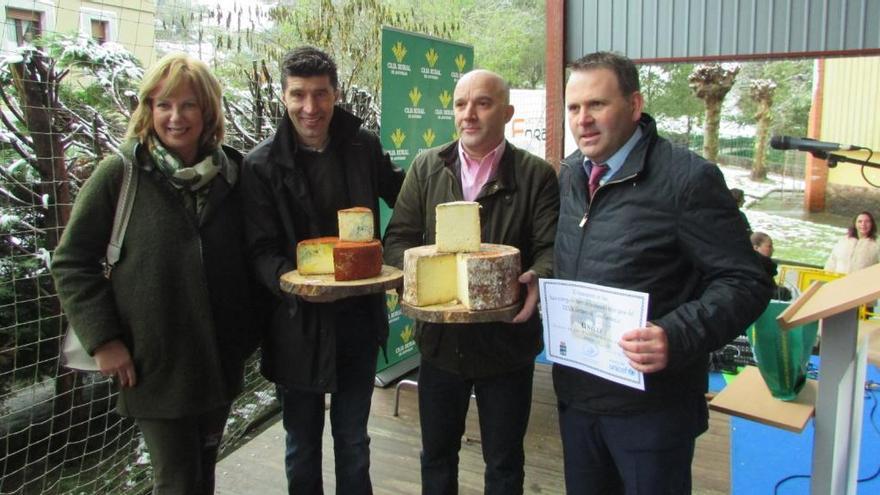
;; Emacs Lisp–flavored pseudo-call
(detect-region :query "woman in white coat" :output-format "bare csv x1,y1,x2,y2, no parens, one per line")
825,210,879,274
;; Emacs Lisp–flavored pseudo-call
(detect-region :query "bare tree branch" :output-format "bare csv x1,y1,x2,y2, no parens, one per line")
0,83,26,123
0,166,43,205
223,97,258,147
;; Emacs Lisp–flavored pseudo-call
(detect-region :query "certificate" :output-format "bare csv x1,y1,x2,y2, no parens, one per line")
539,278,648,390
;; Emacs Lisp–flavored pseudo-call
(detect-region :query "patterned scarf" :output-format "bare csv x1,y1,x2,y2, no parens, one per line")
147,137,228,215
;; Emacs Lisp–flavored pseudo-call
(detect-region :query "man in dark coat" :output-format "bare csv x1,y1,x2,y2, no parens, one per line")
383,69,559,495
554,51,772,494
240,46,403,495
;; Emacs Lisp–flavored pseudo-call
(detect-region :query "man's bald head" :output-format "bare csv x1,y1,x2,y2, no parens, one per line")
453,69,514,159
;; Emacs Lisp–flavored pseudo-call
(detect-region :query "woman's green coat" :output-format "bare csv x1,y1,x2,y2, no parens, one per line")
52,140,260,418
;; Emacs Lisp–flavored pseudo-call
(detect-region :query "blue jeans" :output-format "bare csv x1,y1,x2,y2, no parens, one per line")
277,339,378,495
418,360,534,495
558,395,704,495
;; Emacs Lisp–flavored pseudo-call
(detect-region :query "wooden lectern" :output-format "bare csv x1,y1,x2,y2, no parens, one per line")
709,263,880,495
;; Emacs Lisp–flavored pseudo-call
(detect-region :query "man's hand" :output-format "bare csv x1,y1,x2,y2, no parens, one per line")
94,339,137,388
619,322,669,373
511,270,539,323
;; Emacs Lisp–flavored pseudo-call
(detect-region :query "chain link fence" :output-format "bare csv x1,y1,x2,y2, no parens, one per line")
0,1,287,493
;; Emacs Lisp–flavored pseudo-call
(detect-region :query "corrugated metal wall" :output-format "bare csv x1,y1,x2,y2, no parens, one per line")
566,0,880,62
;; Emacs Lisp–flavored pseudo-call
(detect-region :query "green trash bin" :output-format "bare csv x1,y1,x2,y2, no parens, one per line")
747,300,819,401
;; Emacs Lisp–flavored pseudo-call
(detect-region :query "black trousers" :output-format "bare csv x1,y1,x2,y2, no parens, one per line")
418,360,535,495
557,394,707,495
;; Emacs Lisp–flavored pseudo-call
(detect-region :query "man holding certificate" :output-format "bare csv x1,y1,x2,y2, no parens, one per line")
552,51,772,494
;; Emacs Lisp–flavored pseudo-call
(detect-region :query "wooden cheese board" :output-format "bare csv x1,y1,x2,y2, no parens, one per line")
400,300,522,323
280,265,403,303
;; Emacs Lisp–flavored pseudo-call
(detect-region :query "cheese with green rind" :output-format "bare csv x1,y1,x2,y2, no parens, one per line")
296,236,338,275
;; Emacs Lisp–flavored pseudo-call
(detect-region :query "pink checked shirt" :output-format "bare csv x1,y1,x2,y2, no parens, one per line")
458,139,506,201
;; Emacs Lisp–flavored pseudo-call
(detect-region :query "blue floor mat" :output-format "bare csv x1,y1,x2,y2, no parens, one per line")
731,363,880,494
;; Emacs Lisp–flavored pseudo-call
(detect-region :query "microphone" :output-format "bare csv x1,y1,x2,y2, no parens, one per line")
770,135,857,153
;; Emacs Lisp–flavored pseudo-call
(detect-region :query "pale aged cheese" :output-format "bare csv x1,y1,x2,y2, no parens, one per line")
403,243,521,310
457,244,520,310
403,245,457,306
436,201,480,253
296,237,338,275
338,207,374,242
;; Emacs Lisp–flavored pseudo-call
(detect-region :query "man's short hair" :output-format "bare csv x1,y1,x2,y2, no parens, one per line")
568,51,640,96
280,46,338,90
730,188,745,206
750,231,771,248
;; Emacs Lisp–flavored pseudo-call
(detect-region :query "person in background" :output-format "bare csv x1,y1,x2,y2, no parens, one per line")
383,69,559,495
751,231,774,258
825,210,879,313
730,188,752,235
751,232,792,301
53,53,259,494
824,210,879,274
240,46,403,495
553,51,772,494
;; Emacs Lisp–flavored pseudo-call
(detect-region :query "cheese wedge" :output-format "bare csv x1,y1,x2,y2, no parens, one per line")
436,201,480,253
296,237,338,275
338,207,374,242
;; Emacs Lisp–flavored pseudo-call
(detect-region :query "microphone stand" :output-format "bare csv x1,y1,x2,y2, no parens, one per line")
811,150,879,170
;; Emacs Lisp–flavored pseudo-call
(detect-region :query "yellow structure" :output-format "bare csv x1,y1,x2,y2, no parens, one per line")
820,56,880,187
805,56,880,213
1,0,155,66
778,264,873,319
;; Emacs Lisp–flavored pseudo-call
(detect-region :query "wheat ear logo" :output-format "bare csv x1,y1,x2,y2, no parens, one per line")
392,41,407,63
386,291,399,312
455,53,467,72
425,48,439,68
422,128,436,147
390,129,406,149
408,87,422,107
400,324,414,344
438,90,452,109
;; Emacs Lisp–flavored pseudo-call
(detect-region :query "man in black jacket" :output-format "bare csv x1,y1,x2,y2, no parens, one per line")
240,46,403,495
554,51,771,494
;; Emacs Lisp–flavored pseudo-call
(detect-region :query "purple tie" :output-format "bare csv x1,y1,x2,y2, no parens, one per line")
588,163,609,199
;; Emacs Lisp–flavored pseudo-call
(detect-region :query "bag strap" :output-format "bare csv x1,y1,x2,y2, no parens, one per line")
104,152,138,277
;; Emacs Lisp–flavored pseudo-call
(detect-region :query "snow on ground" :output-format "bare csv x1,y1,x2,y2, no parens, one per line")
719,165,805,204
718,165,845,266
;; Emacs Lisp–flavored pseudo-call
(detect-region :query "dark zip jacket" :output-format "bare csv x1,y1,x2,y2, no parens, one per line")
241,107,404,392
553,114,772,415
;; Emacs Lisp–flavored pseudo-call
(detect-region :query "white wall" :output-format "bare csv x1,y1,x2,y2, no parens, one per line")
505,88,578,163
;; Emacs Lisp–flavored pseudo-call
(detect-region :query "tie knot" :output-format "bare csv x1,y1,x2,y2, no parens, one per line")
589,163,609,182
588,163,609,199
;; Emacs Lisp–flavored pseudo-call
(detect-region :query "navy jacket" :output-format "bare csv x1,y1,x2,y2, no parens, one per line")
553,114,772,415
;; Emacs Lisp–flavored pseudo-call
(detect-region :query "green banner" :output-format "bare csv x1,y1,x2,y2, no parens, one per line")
376,27,473,377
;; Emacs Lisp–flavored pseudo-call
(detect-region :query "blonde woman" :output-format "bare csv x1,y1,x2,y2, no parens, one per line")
53,53,258,494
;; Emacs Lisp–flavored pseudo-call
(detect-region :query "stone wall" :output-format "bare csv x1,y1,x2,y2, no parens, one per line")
825,183,880,216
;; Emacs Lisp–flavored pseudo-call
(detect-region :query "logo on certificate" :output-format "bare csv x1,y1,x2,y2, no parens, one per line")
570,304,612,349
